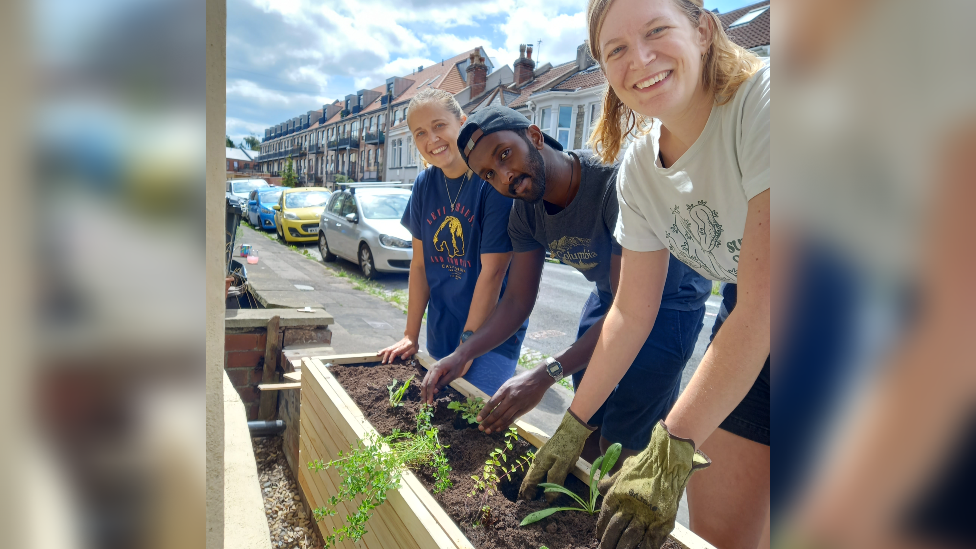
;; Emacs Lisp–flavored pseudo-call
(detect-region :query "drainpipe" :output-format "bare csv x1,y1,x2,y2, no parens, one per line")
247,420,286,437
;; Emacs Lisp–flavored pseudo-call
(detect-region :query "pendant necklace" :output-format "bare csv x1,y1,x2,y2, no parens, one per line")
446,170,470,212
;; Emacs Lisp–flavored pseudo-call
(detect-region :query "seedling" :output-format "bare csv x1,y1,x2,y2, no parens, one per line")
447,396,484,424
520,442,622,526
387,374,415,407
308,403,451,547
469,426,535,524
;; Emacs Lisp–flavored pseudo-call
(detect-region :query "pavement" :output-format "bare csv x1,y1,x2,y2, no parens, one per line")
236,222,723,527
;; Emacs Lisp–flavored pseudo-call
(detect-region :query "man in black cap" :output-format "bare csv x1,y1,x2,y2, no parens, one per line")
419,106,711,497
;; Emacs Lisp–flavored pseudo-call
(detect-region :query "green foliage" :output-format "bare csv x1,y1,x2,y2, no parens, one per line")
712,280,721,295
335,174,352,183
308,404,451,547
469,427,535,524
387,375,414,407
281,156,297,187
447,396,484,424
225,135,235,148
243,134,261,150
520,443,622,526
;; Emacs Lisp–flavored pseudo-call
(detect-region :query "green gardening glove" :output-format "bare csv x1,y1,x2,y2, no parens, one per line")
596,421,710,549
518,409,596,502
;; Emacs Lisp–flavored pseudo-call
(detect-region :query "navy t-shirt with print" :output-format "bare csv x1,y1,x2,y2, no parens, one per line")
401,167,527,361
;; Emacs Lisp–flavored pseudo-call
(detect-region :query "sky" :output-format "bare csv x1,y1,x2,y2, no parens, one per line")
226,0,756,145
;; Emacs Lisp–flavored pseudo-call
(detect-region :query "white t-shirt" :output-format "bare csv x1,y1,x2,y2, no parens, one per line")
614,64,770,283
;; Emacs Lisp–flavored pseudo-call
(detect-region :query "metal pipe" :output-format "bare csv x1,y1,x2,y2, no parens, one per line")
247,420,286,436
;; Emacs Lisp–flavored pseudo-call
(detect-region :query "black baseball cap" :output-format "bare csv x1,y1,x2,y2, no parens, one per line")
457,106,563,166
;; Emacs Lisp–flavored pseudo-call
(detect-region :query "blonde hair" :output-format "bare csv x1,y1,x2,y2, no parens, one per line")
586,0,765,163
407,88,465,169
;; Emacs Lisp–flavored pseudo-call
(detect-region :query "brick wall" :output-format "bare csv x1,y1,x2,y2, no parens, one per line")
225,331,269,420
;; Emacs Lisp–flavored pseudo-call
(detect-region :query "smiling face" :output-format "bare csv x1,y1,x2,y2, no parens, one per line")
466,128,547,204
407,102,466,170
598,0,710,121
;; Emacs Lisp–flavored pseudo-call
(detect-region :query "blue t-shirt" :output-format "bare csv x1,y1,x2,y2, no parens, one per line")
401,167,527,360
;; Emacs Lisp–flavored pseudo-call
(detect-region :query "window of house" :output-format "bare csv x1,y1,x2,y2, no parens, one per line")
226,160,230,170
352,121,358,136
728,5,769,28
539,107,552,135
367,149,372,166
587,103,599,140
234,161,239,169
557,106,572,149
378,114,384,129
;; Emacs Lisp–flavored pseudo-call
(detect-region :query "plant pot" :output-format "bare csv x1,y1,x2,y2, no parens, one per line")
298,353,714,549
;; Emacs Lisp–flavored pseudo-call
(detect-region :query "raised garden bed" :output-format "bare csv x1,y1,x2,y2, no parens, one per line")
299,353,714,549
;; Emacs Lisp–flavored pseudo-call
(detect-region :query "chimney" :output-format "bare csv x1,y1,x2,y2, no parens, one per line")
466,49,488,98
576,41,596,70
514,43,536,87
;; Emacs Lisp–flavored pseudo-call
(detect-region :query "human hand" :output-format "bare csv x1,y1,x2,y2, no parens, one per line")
419,352,468,404
378,335,419,364
518,410,596,503
477,364,552,434
596,421,710,549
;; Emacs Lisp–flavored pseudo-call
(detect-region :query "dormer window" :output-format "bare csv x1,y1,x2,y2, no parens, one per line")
728,5,769,28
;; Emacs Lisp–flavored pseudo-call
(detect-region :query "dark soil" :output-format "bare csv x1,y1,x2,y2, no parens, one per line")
326,359,684,549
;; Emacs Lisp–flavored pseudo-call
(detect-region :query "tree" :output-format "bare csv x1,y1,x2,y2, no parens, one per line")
225,135,235,147
281,156,297,188
243,134,260,151
334,174,352,184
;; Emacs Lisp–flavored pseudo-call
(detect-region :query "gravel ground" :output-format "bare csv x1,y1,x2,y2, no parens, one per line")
252,435,324,549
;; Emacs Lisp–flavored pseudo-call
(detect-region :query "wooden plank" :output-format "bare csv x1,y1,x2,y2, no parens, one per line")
303,361,427,549
258,314,282,420
283,371,301,382
306,357,462,549
310,352,383,365
258,382,301,391
298,437,359,549
301,387,421,549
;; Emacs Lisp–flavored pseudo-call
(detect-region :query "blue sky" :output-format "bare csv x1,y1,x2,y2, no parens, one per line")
226,0,756,145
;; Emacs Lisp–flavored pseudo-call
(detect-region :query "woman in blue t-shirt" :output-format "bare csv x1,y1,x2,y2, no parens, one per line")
378,88,527,396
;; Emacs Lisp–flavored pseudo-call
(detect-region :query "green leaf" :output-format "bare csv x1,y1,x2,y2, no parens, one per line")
601,443,622,478
519,507,583,526
538,483,587,508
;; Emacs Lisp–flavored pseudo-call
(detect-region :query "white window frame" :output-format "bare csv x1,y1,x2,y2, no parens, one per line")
556,105,572,149
539,107,552,135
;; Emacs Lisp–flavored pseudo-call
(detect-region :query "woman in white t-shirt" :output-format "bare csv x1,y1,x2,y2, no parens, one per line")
517,1,770,548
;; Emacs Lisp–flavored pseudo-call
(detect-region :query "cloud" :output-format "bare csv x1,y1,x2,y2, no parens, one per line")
227,0,590,137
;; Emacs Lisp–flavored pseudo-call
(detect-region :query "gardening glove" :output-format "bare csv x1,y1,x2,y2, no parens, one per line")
518,409,596,503
596,421,710,549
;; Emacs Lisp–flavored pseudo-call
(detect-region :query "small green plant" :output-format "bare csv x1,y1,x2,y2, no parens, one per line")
308,404,451,547
469,426,535,524
520,442,622,526
447,396,484,424
387,375,414,407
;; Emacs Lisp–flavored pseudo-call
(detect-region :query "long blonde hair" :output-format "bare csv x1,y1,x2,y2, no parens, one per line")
586,0,764,163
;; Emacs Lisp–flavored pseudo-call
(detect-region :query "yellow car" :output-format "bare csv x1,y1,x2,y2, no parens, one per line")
273,187,332,243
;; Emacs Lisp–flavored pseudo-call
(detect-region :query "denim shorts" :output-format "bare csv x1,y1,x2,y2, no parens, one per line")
709,282,771,446
429,350,519,398
572,292,706,451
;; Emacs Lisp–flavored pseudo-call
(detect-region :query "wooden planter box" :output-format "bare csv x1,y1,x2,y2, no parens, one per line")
298,353,715,549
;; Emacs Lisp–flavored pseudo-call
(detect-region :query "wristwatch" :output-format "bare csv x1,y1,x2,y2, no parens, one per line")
460,330,474,344
544,356,564,382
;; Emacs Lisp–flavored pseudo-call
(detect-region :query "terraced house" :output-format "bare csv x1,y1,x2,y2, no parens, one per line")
255,48,493,189
254,2,768,187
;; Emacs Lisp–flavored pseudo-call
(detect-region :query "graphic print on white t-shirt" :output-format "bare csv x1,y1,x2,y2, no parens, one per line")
665,200,734,282
614,64,769,284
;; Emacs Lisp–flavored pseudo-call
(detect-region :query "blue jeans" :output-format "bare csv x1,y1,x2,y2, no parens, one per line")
572,291,705,451
429,350,519,398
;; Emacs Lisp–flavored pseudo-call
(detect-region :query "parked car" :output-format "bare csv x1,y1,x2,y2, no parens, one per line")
318,187,413,279
247,188,283,230
226,178,270,212
273,187,331,243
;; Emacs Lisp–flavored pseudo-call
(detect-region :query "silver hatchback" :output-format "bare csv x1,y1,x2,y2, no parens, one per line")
318,187,413,278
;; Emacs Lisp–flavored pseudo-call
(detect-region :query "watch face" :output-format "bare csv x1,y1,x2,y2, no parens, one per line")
547,361,562,376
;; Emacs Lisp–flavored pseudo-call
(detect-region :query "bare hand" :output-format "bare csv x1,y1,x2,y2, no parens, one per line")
378,335,419,364
419,352,468,404
476,364,552,434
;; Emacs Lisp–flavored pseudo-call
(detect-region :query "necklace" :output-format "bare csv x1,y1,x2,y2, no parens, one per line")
445,170,470,211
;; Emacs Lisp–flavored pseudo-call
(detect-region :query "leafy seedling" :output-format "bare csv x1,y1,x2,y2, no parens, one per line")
520,442,622,526
447,396,484,424
469,426,535,525
387,374,415,407
308,403,450,547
